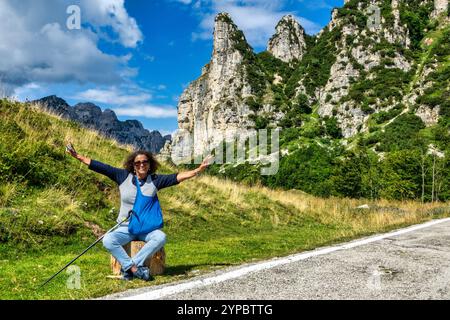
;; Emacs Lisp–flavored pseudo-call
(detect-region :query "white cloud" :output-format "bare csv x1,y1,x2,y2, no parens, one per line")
0,0,143,93
80,0,143,48
11,83,42,100
73,84,177,119
159,129,178,137
113,105,178,118
76,87,152,105
193,1,202,9
75,85,178,120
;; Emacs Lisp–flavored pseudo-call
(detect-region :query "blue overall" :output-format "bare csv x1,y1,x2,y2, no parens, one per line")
128,175,164,235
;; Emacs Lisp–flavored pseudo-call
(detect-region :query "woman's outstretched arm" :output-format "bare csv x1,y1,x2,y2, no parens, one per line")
66,143,91,166
66,143,128,185
176,155,213,183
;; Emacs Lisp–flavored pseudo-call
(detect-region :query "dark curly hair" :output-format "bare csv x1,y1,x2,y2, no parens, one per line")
123,150,160,174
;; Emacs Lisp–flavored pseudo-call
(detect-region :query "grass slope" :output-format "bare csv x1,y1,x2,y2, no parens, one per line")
0,100,449,299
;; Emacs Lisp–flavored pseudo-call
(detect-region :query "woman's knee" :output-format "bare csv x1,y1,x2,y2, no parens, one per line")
152,229,167,245
102,233,115,250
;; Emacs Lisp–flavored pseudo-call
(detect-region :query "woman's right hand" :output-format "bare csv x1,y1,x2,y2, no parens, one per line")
66,142,91,165
66,142,78,158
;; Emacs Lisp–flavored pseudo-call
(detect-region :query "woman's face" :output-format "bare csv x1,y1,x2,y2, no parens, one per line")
133,154,150,177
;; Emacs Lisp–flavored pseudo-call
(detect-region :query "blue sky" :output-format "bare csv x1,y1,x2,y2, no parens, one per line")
3,0,344,137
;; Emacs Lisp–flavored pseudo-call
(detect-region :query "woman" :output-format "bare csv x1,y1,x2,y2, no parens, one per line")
67,145,212,281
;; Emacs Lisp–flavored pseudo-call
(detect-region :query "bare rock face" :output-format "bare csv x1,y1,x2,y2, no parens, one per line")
173,13,311,163
267,15,307,63
416,105,441,126
323,8,340,33
431,0,448,19
172,13,255,161
157,140,173,162
383,0,411,48
35,95,76,119
316,0,418,138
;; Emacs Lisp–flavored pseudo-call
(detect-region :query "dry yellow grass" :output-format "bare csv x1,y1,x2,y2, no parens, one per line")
195,174,449,235
35,187,80,213
0,182,18,207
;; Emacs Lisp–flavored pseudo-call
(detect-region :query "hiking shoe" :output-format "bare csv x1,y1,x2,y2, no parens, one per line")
120,268,134,281
132,266,154,281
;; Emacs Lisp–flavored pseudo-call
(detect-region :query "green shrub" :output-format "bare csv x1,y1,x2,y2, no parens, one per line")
400,1,434,49
323,116,343,139
249,114,270,129
286,27,340,97
264,143,338,197
280,127,302,144
377,113,426,152
246,97,262,112
372,104,404,124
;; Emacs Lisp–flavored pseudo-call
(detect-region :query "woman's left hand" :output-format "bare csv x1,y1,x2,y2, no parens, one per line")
198,155,214,173
177,155,214,183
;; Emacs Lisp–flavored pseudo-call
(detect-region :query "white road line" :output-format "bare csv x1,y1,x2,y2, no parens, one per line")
118,217,450,300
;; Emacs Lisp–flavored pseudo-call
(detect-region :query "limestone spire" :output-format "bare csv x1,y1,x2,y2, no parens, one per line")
267,15,307,63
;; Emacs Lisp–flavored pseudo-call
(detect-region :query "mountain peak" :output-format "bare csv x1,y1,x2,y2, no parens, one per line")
215,12,233,23
279,14,296,24
35,95,73,118
268,14,307,63
213,12,252,56
38,95,69,107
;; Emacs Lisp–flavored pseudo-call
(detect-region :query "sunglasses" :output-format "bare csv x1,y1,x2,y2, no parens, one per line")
134,160,149,167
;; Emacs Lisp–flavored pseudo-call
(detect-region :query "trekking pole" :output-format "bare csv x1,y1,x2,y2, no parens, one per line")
38,211,133,289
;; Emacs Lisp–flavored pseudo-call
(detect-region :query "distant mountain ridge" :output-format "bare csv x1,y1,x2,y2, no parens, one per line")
33,95,171,154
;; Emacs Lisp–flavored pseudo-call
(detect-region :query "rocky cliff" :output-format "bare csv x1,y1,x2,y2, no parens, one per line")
172,13,258,159
267,15,307,63
315,0,413,137
172,12,310,160
171,0,448,161
33,95,171,153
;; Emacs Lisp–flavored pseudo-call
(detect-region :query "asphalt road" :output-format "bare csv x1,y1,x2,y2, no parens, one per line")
102,218,450,300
